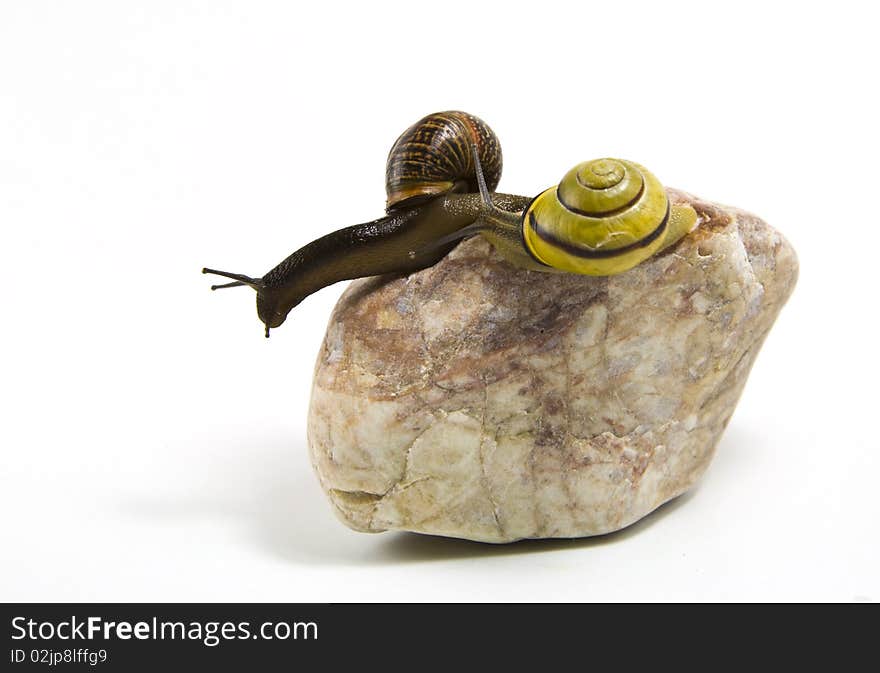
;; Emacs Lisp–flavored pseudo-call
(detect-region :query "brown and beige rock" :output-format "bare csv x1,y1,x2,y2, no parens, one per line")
306,190,798,543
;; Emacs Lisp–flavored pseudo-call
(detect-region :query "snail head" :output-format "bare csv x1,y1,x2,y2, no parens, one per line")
202,267,281,337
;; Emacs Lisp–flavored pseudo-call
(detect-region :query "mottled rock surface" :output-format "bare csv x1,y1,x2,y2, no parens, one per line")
307,190,798,543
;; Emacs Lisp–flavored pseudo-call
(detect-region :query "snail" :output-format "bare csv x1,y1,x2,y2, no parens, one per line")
203,111,697,336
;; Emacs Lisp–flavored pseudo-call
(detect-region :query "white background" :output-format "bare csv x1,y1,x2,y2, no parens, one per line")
1,1,877,602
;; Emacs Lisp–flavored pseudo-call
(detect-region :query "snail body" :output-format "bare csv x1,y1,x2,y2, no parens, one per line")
206,189,531,335
203,112,696,335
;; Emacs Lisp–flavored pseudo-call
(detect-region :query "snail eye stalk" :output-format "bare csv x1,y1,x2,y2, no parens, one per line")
472,143,497,212
208,280,246,290
202,267,264,291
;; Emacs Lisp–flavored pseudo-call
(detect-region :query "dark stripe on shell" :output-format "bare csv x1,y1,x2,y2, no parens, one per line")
519,192,552,267
555,179,646,218
527,203,670,259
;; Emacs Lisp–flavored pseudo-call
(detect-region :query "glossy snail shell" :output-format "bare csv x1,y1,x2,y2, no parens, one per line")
385,111,502,211
523,158,691,275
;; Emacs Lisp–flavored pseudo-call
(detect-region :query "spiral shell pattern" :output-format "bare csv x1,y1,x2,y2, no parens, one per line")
385,111,502,211
522,158,672,275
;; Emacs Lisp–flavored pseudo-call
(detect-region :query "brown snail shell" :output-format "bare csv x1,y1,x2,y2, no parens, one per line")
385,110,502,211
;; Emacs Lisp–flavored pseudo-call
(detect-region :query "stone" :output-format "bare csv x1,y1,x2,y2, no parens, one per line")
306,190,798,543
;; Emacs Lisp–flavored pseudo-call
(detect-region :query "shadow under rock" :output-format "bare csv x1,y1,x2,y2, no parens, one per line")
267,419,764,564
139,422,756,566
251,430,742,564
251,436,701,565
262,420,768,564
371,488,699,563
120,434,379,567
247,442,384,566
